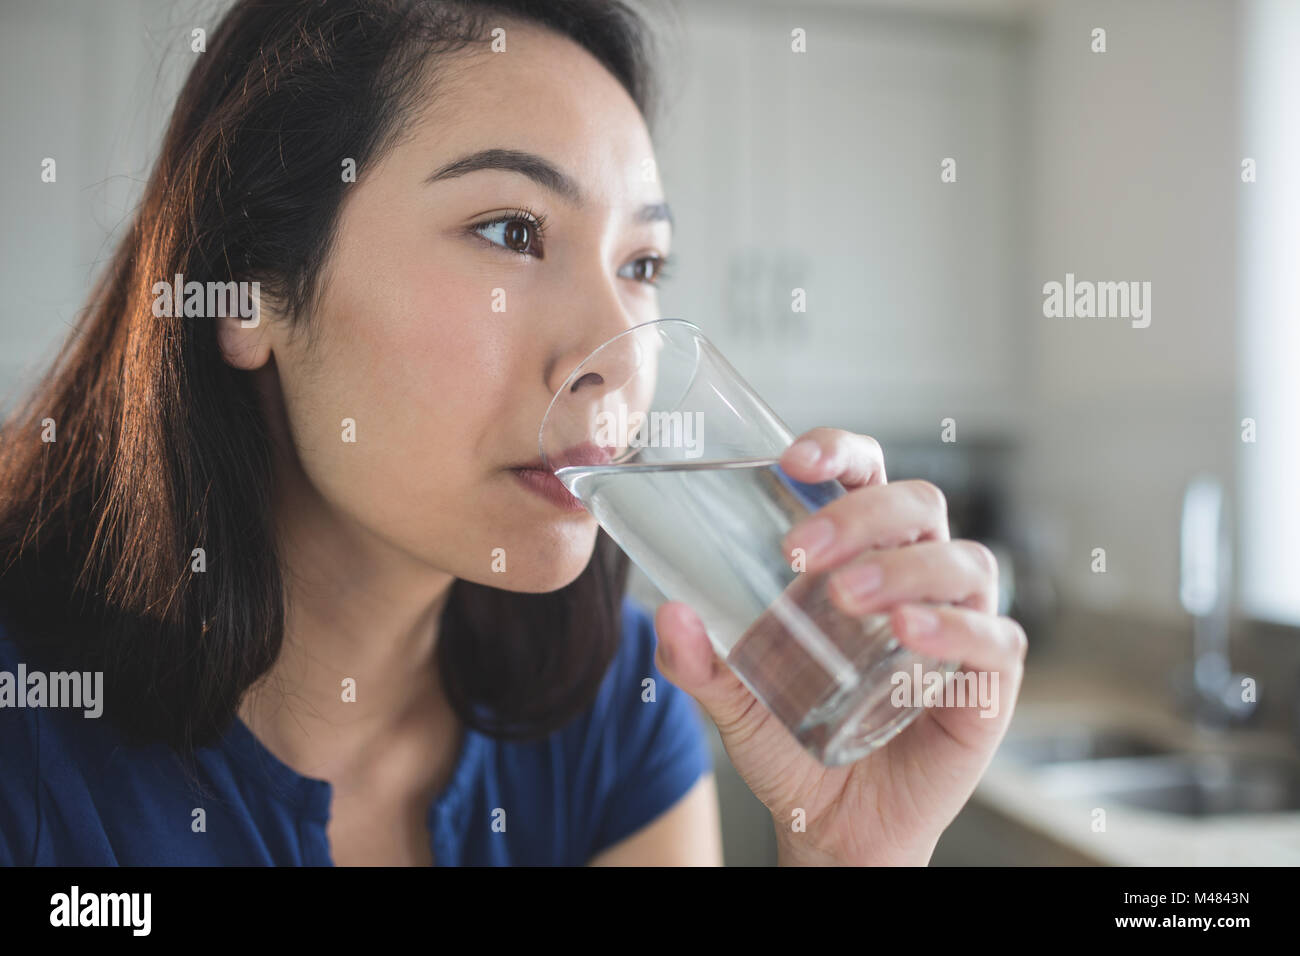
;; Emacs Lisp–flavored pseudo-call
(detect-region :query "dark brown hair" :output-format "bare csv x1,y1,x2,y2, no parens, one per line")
0,0,672,761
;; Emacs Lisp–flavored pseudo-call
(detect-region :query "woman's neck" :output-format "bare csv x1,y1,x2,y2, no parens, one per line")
238,388,456,781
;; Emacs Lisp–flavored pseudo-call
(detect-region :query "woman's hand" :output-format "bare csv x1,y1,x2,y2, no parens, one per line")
652,427,1027,866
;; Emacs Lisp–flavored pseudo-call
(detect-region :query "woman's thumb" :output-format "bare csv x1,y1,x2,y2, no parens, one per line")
653,601,768,740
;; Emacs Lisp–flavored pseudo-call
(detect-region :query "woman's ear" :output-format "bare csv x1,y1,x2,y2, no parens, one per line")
216,291,276,370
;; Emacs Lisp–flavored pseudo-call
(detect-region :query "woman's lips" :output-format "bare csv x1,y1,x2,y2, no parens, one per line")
512,466,588,512
511,442,613,512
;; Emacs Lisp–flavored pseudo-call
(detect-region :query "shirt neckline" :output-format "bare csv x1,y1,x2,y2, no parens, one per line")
218,711,488,833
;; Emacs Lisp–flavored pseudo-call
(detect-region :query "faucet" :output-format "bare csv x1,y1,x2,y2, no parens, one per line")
1178,475,1257,728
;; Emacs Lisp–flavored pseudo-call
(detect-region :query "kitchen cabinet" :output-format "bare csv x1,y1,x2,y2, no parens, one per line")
655,2,1029,437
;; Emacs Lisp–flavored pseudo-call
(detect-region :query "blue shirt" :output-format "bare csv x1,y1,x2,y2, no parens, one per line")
0,596,712,865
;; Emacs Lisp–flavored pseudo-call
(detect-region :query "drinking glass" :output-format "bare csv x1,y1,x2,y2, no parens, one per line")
539,318,954,766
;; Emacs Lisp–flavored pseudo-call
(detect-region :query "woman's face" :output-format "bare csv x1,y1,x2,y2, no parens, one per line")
228,23,672,592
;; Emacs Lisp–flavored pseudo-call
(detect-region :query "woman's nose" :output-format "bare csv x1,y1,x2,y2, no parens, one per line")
542,287,644,400
539,317,657,472
546,320,645,404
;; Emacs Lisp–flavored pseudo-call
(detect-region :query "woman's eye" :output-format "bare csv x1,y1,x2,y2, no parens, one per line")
619,255,673,286
472,215,544,257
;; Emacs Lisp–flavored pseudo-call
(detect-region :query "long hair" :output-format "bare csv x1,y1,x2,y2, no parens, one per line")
0,0,673,761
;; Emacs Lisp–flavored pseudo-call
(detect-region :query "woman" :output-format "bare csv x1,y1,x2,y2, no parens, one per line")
0,0,1026,866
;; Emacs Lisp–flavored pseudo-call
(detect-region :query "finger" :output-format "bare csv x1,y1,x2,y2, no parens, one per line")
652,601,775,741
888,603,1028,676
781,479,950,575
779,427,886,489
825,539,999,618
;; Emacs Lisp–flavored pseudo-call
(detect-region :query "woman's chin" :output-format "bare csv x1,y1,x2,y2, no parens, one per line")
470,568,589,593
452,551,594,593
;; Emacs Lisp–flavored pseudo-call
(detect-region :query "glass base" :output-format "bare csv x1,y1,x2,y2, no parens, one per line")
794,640,953,766
721,569,958,767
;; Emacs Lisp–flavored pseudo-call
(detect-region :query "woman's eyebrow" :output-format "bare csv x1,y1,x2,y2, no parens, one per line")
427,147,582,202
426,147,672,231
636,201,674,231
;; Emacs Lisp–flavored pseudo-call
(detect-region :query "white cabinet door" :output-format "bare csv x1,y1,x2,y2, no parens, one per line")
656,4,1025,435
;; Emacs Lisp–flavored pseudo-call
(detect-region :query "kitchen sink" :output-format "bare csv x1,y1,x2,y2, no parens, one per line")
998,726,1173,765
1032,753,1300,816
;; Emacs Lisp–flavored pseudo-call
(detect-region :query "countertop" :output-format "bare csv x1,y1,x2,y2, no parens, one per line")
973,645,1300,865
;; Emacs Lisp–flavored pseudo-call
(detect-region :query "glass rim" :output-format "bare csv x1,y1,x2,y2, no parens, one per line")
537,317,705,466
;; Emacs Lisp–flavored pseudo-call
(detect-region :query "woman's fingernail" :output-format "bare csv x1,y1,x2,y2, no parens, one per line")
901,606,939,636
786,439,821,468
834,563,883,603
657,639,674,671
786,516,835,562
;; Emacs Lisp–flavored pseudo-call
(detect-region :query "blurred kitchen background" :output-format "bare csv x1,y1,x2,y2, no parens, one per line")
3,0,1299,864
